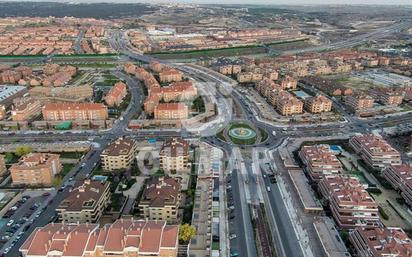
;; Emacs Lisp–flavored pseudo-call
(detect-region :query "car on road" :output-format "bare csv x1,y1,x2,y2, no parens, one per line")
229,234,237,240
267,186,271,192
6,219,14,226
230,250,239,257
42,192,51,197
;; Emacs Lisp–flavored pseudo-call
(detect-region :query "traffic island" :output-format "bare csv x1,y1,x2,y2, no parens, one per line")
220,122,266,146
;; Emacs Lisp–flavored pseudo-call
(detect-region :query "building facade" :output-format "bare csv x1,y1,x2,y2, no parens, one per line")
383,164,412,207
56,180,111,223
42,103,108,121
139,177,181,222
160,138,190,173
299,144,343,181
304,95,332,113
11,97,42,121
350,134,401,170
10,153,61,186
100,138,138,172
20,220,179,257
319,175,380,229
154,103,189,120
350,227,412,257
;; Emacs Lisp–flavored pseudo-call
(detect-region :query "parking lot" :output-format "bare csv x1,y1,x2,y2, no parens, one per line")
0,190,56,254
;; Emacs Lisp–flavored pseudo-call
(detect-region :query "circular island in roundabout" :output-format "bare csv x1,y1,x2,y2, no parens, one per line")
218,122,267,145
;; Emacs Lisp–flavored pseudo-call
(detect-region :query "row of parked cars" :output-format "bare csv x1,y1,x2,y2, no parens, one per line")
1,193,51,255
226,173,239,257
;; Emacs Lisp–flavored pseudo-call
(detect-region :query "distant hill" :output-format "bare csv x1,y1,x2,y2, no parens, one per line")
0,2,158,19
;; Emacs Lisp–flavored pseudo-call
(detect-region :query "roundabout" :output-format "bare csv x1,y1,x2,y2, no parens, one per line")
228,126,257,141
218,121,267,145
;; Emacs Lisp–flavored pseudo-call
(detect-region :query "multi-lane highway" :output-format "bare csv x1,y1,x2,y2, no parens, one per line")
283,19,412,55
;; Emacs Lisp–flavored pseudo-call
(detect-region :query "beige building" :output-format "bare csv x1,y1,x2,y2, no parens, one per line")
42,103,108,121
160,138,190,173
299,144,343,181
345,94,374,112
56,180,111,223
350,134,401,170
10,153,61,186
0,104,5,120
139,177,181,222
0,154,6,176
276,97,303,116
350,227,412,257
304,95,332,113
154,103,189,120
383,164,412,207
159,68,183,83
11,97,42,121
319,175,380,229
100,138,138,172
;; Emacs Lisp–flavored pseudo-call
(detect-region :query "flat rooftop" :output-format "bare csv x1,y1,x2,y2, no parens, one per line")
288,168,323,212
313,217,351,257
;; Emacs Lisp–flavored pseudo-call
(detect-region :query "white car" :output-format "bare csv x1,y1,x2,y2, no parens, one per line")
229,234,237,240
6,219,14,226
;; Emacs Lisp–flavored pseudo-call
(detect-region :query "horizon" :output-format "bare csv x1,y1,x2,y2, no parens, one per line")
0,0,411,6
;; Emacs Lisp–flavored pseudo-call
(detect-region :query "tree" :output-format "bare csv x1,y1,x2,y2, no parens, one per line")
179,224,196,243
15,146,32,157
52,177,63,187
4,152,14,162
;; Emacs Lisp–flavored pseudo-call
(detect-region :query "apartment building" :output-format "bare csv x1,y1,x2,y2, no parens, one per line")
0,104,6,120
11,97,42,121
0,70,22,84
276,97,303,116
101,138,138,172
20,220,179,257
301,76,353,96
159,68,183,83
278,76,298,90
371,88,404,106
104,81,127,107
10,153,61,186
57,180,110,223
383,164,412,207
139,177,181,222
0,154,6,176
304,95,332,113
29,84,93,102
349,134,401,170
42,103,108,121
160,138,190,173
345,94,375,112
154,103,188,120
319,175,380,229
350,227,412,257
149,61,164,73
299,144,343,181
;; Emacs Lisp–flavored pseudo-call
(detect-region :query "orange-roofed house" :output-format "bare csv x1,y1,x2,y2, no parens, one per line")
350,227,412,257
42,103,108,121
319,175,380,229
159,68,183,83
154,103,188,120
20,219,179,257
104,82,127,107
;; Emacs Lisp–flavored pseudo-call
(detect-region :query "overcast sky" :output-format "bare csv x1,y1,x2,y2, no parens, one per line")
0,0,411,5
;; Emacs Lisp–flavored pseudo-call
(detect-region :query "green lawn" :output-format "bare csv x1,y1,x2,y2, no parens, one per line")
227,123,258,145
149,45,266,59
61,164,75,177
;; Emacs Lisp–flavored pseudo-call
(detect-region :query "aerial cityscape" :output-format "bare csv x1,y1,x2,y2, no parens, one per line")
0,1,411,257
